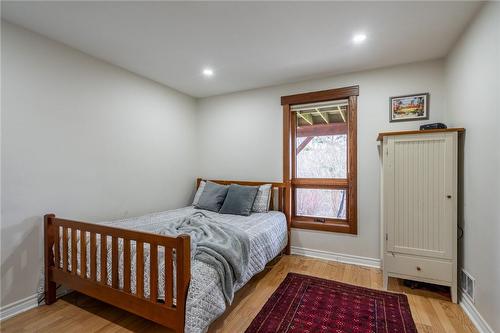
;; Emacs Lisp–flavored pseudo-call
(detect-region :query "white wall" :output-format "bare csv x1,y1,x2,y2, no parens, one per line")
197,59,447,261
446,2,500,331
3,5,498,330
1,21,198,307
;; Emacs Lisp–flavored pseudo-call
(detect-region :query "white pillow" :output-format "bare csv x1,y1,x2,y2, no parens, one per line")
192,180,206,206
251,184,272,213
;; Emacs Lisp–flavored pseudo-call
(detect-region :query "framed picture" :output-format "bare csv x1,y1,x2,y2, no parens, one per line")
389,93,429,122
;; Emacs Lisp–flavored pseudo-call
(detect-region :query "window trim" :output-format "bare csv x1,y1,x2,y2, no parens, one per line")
282,86,358,234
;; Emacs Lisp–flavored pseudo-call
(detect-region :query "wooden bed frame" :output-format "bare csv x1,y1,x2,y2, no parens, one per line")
44,179,290,333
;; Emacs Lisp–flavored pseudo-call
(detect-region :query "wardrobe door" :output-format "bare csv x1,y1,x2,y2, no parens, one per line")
385,133,455,260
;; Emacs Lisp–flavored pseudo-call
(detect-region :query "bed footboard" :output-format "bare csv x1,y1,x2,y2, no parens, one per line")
44,214,191,333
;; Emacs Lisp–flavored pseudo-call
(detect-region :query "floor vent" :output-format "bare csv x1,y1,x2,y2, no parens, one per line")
460,269,475,302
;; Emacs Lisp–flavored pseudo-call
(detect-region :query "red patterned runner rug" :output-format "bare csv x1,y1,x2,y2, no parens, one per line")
245,273,417,333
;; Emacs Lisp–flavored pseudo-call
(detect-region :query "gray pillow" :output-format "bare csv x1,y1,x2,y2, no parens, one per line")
195,181,229,212
219,184,259,216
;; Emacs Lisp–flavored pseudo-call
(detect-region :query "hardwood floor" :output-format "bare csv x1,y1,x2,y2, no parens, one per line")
1,255,478,333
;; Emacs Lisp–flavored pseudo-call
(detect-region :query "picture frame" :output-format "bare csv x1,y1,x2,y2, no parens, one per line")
389,93,429,122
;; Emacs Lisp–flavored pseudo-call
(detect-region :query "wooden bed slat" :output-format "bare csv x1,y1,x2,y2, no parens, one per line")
90,232,97,281
150,244,158,302
165,247,173,307
62,226,68,272
136,241,144,298
100,234,107,284
54,226,60,269
278,188,283,211
71,228,77,275
123,238,131,293
269,188,274,210
81,231,87,278
112,237,119,289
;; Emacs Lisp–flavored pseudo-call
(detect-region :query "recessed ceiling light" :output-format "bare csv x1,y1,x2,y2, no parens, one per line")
202,68,214,77
352,33,367,44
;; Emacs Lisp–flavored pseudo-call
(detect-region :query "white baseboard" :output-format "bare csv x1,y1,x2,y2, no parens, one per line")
291,246,381,268
0,287,71,322
459,292,494,333
0,294,38,322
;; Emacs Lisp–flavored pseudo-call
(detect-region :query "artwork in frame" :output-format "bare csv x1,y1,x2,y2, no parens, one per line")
389,93,429,122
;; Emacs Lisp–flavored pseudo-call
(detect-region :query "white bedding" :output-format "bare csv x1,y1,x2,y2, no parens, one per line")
63,206,287,333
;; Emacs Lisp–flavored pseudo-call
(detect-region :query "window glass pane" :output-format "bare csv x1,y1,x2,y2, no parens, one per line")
295,188,347,220
296,135,347,178
294,101,348,179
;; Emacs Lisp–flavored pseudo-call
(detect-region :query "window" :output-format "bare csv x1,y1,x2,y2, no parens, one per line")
281,86,358,234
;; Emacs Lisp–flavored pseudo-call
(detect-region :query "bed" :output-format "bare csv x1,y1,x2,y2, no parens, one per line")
43,179,291,333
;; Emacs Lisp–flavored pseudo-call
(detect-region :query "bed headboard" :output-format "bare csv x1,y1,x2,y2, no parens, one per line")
196,178,287,212
196,178,291,255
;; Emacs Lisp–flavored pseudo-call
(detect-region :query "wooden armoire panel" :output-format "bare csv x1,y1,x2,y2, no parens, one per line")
384,133,455,259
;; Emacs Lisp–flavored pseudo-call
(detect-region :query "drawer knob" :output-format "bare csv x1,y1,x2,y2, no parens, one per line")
416,266,421,271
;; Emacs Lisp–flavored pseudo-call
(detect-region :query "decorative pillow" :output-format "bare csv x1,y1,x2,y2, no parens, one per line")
251,184,272,213
195,181,229,212
219,184,259,216
192,180,206,206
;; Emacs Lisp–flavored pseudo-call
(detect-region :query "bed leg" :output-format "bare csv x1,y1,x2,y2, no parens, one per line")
284,230,291,255
45,280,56,305
44,214,57,305
284,243,291,255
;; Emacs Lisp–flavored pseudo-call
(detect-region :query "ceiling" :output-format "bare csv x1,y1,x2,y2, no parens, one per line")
1,1,481,98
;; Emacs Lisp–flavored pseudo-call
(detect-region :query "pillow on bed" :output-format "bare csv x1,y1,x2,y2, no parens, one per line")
219,184,259,216
192,180,206,206
251,184,272,213
195,181,229,212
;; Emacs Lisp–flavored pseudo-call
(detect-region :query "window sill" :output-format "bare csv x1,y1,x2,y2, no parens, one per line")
291,219,357,234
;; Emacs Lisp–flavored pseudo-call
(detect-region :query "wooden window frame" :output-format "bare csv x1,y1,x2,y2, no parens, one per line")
282,86,358,234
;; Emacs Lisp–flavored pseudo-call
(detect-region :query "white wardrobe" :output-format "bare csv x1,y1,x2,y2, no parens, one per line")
379,129,463,303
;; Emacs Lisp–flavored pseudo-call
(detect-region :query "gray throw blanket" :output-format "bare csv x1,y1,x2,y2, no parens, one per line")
158,211,250,304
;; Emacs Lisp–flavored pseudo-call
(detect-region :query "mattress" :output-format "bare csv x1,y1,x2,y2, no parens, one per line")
62,206,287,333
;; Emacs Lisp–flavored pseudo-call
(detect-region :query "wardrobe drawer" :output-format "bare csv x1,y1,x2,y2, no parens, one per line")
384,253,452,283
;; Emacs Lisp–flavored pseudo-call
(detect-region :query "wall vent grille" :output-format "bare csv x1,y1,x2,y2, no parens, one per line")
460,269,475,302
